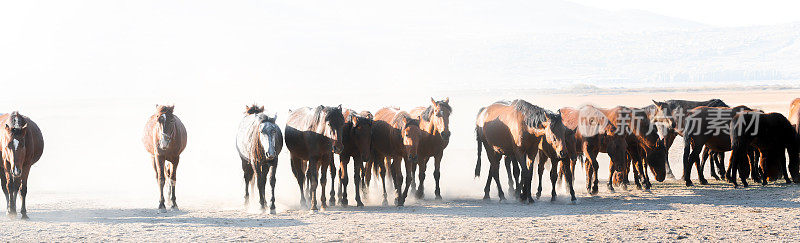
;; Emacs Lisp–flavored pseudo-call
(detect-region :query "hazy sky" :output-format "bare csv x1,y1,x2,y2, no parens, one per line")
570,0,800,27
1,0,798,102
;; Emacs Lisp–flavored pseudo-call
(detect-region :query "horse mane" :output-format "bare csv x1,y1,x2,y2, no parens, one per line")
420,101,453,121
509,99,558,128
245,104,265,115
254,113,277,123
156,105,174,115
392,111,419,128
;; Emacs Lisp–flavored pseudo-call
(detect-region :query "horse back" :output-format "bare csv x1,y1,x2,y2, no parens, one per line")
790,98,800,134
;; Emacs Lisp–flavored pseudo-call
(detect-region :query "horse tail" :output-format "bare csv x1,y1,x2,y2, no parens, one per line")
475,107,486,178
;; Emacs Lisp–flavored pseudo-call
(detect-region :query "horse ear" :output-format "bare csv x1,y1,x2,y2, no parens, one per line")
337,104,342,110
430,97,437,106
4,124,9,131
652,100,660,107
21,123,27,129
271,113,278,121
445,97,449,103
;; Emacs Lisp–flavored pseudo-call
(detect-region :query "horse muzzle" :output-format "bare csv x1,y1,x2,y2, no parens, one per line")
11,167,21,178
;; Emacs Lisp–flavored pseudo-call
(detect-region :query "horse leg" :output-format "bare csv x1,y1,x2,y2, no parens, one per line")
561,158,577,202
638,159,651,190
409,159,418,196
549,158,559,202
704,148,719,180
391,156,405,206
664,132,677,179
416,157,430,199
503,155,517,198
583,145,600,194
19,179,27,220
401,156,415,206
433,154,444,200
319,158,330,209
154,155,167,212
512,156,521,196
167,159,179,210
242,158,254,205
256,161,268,211
748,150,762,184
682,139,695,187
353,157,365,207
483,153,498,200
696,149,709,185
307,157,319,211
325,154,336,207
268,163,277,214
290,156,306,208
339,155,350,206
536,152,547,199
0,172,8,216
377,157,389,206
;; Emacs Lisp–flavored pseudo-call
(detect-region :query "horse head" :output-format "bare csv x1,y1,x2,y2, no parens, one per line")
351,113,373,162
323,105,345,154
426,97,452,147
155,105,176,151
541,111,569,160
651,100,676,140
258,113,281,160
3,111,28,178
401,114,422,163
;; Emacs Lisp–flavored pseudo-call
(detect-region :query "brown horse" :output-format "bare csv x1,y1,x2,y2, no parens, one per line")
560,106,628,194
236,105,283,213
730,112,800,186
336,109,373,207
285,105,345,211
651,104,753,186
407,98,452,200
142,105,187,212
370,107,422,206
0,112,43,219
597,106,667,190
475,100,568,203
791,98,800,135
474,106,520,200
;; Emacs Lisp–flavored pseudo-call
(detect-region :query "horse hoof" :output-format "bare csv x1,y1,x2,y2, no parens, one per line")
20,214,29,220
435,195,443,200
699,180,709,185
381,199,389,207
270,209,277,215
171,205,180,211
685,181,694,187
483,195,491,200
7,212,16,219
158,208,167,213
415,191,424,200
535,192,542,199
356,202,365,208
310,205,318,211
340,198,349,207
499,194,506,202
550,196,557,202
329,198,336,206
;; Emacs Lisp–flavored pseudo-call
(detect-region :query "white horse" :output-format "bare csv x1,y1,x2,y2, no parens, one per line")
236,105,283,213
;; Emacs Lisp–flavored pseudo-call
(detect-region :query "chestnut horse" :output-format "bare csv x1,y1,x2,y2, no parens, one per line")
408,98,452,200
730,112,800,186
597,106,667,190
561,106,628,194
236,104,282,213
370,107,422,206
651,104,754,186
474,100,568,203
0,112,43,219
142,105,187,212
285,105,344,210
336,109,373,207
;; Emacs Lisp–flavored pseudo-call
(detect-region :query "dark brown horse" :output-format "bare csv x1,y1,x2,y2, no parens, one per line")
561,106,628,194
336,109,373,207
644,99,728,179
408,98,452,200
236,105,283,213
597,106,667,190
0,112,43,219
142,105,187,212
285,105,344,210
370,107,422,206
730,112,800,186
474,100,568,203
651,104,753,186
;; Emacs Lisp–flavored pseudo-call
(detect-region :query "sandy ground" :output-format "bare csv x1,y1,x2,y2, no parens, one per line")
0,88,799,241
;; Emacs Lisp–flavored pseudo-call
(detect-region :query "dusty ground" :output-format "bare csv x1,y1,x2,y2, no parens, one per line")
0,88,798,241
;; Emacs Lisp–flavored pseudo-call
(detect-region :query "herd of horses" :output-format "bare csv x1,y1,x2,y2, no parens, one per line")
0,97,798,219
